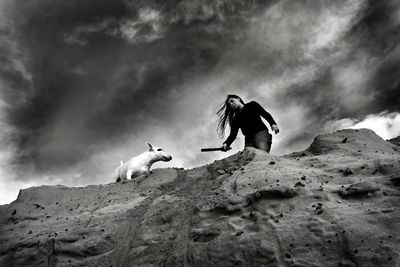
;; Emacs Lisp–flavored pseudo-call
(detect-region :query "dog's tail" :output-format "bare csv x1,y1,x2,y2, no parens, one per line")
120,160,123,166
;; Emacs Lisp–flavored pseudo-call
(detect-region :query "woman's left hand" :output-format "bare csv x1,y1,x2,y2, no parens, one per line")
272,124,279,134
222,143,231,152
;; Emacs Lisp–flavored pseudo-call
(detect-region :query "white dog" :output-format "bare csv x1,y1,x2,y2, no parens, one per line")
113,142,172,182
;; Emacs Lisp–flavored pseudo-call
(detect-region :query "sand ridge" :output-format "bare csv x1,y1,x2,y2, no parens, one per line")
0,129,399,266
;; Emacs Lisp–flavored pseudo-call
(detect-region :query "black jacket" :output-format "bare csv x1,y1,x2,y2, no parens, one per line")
224,101,277,146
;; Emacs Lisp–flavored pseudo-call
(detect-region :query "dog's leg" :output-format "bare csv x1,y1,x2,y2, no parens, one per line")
133,173,148,184
126,169,133,180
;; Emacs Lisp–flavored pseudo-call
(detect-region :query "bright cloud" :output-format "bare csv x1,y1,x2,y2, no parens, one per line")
325,112,400,140
64,8,166,46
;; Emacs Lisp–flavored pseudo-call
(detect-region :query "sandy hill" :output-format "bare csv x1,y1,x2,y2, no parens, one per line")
0,129,399,266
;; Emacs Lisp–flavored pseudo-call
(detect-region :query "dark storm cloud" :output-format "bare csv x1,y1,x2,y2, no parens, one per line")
1,0,277,181
342,0,400,114
259,0,400,152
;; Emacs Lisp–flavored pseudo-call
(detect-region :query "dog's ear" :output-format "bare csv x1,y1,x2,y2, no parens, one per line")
146,142,153,151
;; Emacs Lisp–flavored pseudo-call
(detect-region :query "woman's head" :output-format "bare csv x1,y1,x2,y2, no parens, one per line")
226,95,245,111
216,95,245,137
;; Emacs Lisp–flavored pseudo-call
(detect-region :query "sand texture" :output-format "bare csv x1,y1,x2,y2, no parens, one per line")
0,129,399,266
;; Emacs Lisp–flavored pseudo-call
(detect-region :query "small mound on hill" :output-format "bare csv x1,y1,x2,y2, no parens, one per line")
388,136,400,147
288,128,399,157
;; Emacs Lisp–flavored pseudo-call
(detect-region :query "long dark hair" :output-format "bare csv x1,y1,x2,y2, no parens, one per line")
216,94,245,137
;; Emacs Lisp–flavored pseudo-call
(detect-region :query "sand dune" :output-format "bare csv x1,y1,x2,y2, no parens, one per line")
0,129,399,266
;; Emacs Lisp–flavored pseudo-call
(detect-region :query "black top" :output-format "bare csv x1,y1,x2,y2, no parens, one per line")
224,101,277,146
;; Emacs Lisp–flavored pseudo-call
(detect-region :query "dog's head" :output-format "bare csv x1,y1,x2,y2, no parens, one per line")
146,142,172,162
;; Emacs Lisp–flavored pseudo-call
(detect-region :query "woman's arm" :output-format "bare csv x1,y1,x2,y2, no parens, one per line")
223,121,239,147
253,101,277,126
253,101,279,134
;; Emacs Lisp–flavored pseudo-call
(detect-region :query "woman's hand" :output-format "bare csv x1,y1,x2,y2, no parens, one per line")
272,124,279,134
222,143,231,152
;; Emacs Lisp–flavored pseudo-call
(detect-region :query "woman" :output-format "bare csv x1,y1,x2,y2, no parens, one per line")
216,94,279,152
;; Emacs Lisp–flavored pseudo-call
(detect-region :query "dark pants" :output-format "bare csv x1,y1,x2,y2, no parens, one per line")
245,130,272,152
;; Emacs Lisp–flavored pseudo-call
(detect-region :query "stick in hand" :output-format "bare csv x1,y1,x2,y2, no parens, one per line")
201,146,231,152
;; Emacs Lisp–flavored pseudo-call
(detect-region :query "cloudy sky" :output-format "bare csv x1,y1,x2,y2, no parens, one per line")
1,0,399,204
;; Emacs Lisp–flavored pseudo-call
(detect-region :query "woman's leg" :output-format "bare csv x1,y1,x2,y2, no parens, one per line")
244,136,255,148
254,131,272,152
